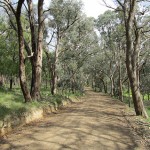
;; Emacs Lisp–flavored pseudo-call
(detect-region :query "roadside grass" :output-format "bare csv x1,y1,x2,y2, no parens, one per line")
146,107,150,122
143,94,150,101
0,88,42,120
122,91,150,122
0,87,82,120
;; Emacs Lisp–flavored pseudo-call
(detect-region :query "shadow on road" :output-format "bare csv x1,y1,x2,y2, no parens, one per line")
0,89,144,150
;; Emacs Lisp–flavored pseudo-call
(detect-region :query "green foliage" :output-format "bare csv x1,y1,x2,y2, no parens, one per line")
0,87,82,120
0,88,41,120
122,89,150,122
146,108,150,122
0,17,19,78
49,0,83,29
96,10,117,31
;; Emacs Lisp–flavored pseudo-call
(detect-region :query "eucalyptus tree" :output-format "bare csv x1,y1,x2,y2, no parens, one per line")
26,0,44,100
45,0,83,95
0,16,7,84
140,40,150,100
113,0,150,118
0,9,19,88
96,10,117,96
96,10,127,99
138,17,150,100
59,15,99,93
0,19,19,89
83,52,109,92
0,0,45,102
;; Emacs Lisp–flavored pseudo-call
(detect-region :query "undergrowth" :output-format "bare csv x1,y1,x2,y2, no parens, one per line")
122,92,150,122
0,87,82,120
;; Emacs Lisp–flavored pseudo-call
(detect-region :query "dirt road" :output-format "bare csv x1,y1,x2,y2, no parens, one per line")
0,89,147,150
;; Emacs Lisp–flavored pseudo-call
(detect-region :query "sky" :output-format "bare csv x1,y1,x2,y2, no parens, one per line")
81,0,115,18
43,0,115,19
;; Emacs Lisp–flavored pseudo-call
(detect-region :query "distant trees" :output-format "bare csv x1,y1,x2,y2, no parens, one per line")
96,10,125,99
45,0,82,95
0,17,19,89
44,0,98,95
94,0,150,118
59,15,99,94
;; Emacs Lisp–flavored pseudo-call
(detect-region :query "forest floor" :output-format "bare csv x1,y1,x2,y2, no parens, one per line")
0,88,150,150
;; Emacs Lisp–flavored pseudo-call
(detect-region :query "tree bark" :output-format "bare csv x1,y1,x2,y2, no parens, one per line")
118,61,123,102
26,0,37,96
30,0,44,100
0,75,4,87
10,78,13,90
51,63,56,95
100,78,107,93
124,0,148,118
110,76,114,96
51,32,60,95
16,0,32,102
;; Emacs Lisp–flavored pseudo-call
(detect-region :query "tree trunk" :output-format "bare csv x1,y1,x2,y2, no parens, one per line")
10,78,13,90
45,73,48,89
0,75,4,87
118,79,123,102
16,0,32,102
98,82,103,92
118,63,123,102
27,0,37,97
100,79,107,93
129,79,147,116
45,51,55,95
126,29,148,118
92,78,94,89
128,81,131,107
51,33,60,95
110,76,114,96
30,0,44,100
124,0,148,118
51,65,56,95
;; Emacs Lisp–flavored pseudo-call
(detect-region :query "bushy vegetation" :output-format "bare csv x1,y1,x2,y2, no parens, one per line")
0,88,39,120
0,87,83,120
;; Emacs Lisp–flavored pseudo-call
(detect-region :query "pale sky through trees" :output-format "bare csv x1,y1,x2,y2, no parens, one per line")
42,0,115,18
12,0,149,19
81,0,115,18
